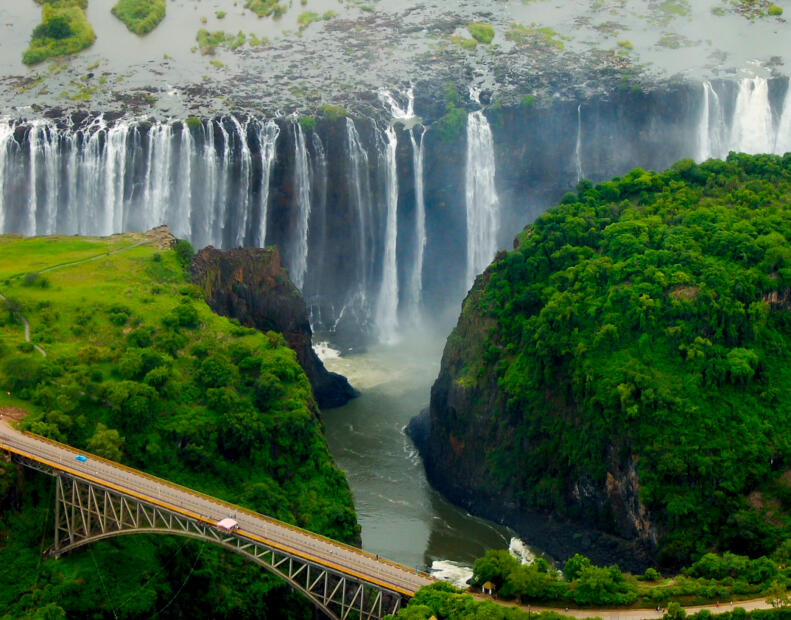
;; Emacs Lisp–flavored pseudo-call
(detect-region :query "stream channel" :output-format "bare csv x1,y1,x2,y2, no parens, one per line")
319,331,547,585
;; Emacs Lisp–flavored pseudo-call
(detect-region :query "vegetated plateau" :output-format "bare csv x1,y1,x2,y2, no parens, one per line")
419,152,791,569
0,231,358,618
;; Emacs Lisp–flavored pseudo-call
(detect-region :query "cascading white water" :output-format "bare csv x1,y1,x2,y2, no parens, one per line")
379,87,426,324
375,124,400,343
39,122,60,235
230,117,251,247
290,122,312,291
201,120,219,248
255,119,280,247
730,77,774,155
465,91,500,288
215,121,231,245
104,122,130,236
143,121,173,231
174,123,192,240
407,126,426,323
0,120,15,232
26,121,43,236
697,81,727,161
575,104,584,182
346,117,373,297
776,84,791,155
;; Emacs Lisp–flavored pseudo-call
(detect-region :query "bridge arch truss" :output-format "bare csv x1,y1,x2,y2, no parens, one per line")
44,468,407,620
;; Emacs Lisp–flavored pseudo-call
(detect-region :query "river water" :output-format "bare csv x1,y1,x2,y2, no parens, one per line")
319,331,545,583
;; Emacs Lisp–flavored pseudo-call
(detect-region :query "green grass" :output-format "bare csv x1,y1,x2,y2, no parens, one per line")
0,232,359,616
468,22,495,44
505,22,565,50
23,3,96,65
196,28,247,54
111,0,165,35
450,34,477,49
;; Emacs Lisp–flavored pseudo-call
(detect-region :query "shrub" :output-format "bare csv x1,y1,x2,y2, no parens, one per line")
319,104,347,121
111,0,166,35
768,4,783,15
244,0,286,17
467,22,494,44
23,4,95,65
173,239,194,272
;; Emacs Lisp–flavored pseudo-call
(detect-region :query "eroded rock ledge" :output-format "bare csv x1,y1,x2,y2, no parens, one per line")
190,246,357,409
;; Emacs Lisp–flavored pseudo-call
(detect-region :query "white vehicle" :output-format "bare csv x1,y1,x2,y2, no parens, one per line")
216,517,239,533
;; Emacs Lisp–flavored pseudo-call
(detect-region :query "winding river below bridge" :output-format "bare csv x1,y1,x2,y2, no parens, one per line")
319,331,548,584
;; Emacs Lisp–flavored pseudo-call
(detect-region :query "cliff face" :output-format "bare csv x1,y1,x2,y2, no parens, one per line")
412,155,791,570
190,246,357,409
409,266,656,572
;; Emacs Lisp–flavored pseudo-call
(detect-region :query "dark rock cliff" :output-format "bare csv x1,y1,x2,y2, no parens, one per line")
190,246,357,409
408,265,656,572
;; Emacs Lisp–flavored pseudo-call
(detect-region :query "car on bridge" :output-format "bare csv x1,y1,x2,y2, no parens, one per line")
216,517,239,533
75,454,87,462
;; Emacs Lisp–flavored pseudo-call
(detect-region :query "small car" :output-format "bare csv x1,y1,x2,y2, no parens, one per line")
75,455,87,462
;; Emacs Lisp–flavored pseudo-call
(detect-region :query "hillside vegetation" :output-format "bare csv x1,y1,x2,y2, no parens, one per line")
0,232,358,618
430,152,791,566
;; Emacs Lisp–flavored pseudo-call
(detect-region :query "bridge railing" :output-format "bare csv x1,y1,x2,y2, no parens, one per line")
5,425,433,580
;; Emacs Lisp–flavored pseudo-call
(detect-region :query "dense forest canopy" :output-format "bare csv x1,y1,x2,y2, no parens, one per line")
0,234,357,618
464,152,791,565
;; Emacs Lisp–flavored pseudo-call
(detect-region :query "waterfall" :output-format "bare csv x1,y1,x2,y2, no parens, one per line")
407,126,426,322
0,120,15,232
143,121,173,231
175,123,193,239
215,121,231,246
230,117,251,247
105,122,130,236
346,117,373,298
575,104,584,182
290,122,311,291
379,87,425,324
730,77,774,154
465,93,500,288
697,81,726,161
776,83,791,155
375,124,399,342
308,131,328,321
255,119,279,247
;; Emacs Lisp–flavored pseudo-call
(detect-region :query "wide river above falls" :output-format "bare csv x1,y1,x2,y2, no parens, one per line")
319,331,547,582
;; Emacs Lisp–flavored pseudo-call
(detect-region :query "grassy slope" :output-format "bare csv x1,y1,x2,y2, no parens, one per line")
0,233,358,618
453,153,791,565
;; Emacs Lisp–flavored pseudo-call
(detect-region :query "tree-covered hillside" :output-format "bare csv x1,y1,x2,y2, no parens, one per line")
427,152,791,566
0,232,358,618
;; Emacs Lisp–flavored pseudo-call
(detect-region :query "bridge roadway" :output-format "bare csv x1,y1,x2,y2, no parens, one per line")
0,418,435,597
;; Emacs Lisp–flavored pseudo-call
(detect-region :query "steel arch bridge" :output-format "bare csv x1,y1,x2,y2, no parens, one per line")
0,426,434,620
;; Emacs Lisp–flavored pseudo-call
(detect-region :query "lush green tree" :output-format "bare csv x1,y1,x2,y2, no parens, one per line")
86,423,124,461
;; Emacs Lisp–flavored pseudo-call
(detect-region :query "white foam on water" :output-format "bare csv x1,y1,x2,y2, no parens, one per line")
313,341,341,361
430,560,473,588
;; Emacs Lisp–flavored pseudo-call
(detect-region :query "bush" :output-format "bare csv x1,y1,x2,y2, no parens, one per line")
173,239,194,272
23,4,95,65
467,22,494,44
111,0,166,35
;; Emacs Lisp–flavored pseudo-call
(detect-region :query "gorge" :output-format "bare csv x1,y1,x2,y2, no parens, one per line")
2,0,791,614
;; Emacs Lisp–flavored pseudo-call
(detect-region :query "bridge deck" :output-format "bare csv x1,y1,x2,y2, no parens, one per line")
0,418,435,596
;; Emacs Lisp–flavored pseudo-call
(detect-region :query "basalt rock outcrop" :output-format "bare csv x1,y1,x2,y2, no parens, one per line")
190,246,357,408
408,269,656,573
